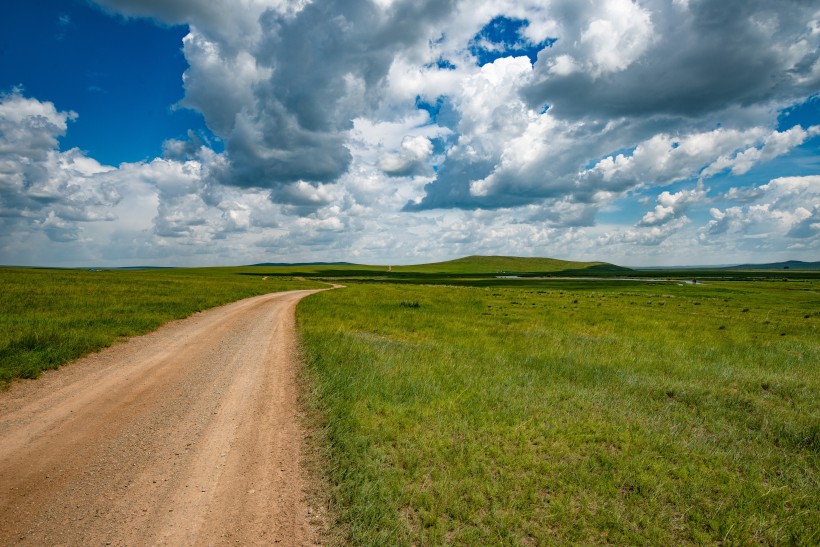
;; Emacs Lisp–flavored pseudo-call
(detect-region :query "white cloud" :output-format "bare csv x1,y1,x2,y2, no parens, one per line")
0,92,120,241
704,175,820,243
702,125,820,177
89,0,820,218
579,0,655,76
378,135,434,177
0,90,76,159
601,216,691,247
581,124,820,195
4,1,820,267
638,185,708,227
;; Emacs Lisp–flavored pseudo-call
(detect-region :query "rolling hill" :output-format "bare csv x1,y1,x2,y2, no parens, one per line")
249,261,355,267
391,255,631,275
722,260,820,270
236,255,631,277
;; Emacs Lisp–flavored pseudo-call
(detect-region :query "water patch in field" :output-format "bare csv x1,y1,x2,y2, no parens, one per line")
496,276,703,284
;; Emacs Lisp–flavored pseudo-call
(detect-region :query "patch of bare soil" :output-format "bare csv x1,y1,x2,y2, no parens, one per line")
0,290,328,546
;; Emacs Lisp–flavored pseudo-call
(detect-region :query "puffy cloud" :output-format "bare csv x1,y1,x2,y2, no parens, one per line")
525,0,820,120
600,216,691,247
173,0,467,191
639,185,708,227
1,92,274,262
0,90,76,159
0,92,120,242
88,0,820,217
90,0,299,49
408,55,545,209
701,125,820,177
581,125,819,196
5,1,820,266
378,136,434,177
577,0,656,77
704,176,820,244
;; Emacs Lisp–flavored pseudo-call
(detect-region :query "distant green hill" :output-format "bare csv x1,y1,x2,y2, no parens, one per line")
722,260,820,271
232,255,630,277
249,261,355,267
392,255,630,275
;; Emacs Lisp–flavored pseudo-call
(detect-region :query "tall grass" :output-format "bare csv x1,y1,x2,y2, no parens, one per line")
298,280,819,545
0,267,323,383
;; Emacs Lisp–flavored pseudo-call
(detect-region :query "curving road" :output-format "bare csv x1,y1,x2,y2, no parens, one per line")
0,290,326,546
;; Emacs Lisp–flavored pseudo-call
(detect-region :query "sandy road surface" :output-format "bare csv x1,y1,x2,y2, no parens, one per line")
0,289,327,546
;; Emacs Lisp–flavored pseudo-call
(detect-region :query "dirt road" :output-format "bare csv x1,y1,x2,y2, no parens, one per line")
0,289,326,546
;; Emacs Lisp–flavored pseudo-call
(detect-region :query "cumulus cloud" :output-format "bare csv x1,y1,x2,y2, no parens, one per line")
378,136,434,177
87,0,820,217
701,125,820,178
0,92,120,242
1,92,277,262
704,175,820,245
577,0,656,77
639,185,708,227
172,0,468,191
601,216,691,247
4,0,819,266
525,0,820,120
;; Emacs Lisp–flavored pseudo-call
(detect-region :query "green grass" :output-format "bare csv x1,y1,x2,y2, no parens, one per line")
226,255,629,279
298,279,820,545
0,267,324,383
4,257,819,543
390,255,628,275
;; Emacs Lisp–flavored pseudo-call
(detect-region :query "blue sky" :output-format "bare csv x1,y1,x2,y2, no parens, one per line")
0,0,818,267
0,0,212,165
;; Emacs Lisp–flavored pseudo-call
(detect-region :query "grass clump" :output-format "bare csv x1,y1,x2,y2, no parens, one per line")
298,280,819,545
0,267,323,383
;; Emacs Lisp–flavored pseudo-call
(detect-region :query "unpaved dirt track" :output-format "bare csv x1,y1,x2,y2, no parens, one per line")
0,289,327,546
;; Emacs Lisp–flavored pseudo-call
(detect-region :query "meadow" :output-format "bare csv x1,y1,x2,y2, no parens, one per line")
2,258,818,544
0,267,323,383
297,277,819,545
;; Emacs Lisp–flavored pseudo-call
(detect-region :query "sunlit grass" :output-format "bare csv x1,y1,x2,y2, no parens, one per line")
0,267,323,383
298,280,819,545
389,255,625,274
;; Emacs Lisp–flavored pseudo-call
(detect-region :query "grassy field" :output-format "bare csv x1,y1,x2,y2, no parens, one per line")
0,267,323,383
230,255,629,280
297,278,819,545
389,255,627,275
4,257,818,543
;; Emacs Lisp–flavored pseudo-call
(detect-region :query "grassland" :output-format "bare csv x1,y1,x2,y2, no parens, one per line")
297,277,820,545
4,256,818,543
0,267,323,383
389,255,628,275
227,255,629,280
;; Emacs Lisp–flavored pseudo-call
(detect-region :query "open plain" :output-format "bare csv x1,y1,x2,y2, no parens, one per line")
0,260,817,545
